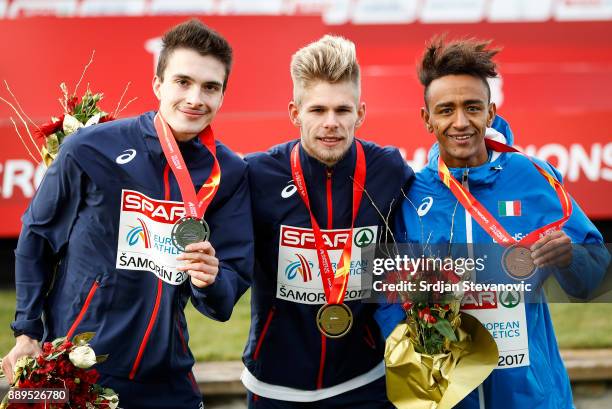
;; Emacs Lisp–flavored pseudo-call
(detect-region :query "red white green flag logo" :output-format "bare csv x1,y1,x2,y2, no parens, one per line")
498,200,521,217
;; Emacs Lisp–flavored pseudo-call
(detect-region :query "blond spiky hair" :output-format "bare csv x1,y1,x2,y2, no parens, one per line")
290,35,361,104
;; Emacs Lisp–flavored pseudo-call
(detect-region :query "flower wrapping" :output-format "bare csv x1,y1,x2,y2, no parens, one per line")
385,313,498,409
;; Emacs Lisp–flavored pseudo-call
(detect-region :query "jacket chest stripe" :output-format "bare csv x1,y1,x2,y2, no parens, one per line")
129,166,170,379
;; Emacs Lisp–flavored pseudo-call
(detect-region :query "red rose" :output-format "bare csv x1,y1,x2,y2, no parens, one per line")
99,113,115,123
80,368,99,385
60,340,73,351
64,378,77,392
58,357,73,376
66,95,79,112
34,115,64,141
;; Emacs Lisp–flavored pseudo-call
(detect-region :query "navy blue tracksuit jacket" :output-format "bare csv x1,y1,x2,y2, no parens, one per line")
12,111,253,408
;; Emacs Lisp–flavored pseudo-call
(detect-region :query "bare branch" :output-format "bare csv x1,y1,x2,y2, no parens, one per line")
74,50,95,97
3,80,40,132
0,95,39,156
9,117,40,162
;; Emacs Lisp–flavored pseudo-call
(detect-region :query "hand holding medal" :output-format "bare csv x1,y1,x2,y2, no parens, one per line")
176,241,220,288
154,113,221,288
530,230,573,268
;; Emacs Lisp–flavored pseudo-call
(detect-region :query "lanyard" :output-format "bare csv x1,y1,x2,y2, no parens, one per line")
290,142,366,304
438,138,572,247
154,113,221,218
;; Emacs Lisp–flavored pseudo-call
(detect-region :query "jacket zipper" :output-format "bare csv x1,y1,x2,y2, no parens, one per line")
129,164,170,379
317,167,334,389
253,306,276,361
461,169,474,245
66,277,100,340
326,168,333,228
462,168,485,409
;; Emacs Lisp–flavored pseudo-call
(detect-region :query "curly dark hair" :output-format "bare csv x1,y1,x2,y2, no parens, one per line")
418,35,501,106
156,19,233,91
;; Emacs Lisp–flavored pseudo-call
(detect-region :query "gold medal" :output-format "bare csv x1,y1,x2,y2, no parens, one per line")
316,303,353,338
503,245,535,280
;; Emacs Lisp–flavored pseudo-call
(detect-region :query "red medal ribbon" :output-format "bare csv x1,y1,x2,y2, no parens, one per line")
437,138,572,247
290,142,366,304
154,113,221,218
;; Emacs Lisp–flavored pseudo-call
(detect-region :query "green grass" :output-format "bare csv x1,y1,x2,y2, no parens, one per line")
0,290,15,356
548,303,612,348
1,289,611,361
185,290,251,361
0,289,252,361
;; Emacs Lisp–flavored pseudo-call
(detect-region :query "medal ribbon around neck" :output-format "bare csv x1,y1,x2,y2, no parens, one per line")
154,113,221,219
290,141,366,304
437,138,572,247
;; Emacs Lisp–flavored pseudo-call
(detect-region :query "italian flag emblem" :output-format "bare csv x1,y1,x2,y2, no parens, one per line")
498,200,521,217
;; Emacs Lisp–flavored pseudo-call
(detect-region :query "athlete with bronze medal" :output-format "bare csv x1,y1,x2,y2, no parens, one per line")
154,113,221,252
290,141,366,338
438,138,572,279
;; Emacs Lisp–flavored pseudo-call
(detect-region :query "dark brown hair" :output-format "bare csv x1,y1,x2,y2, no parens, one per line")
156,19,233,90
418,35,500,105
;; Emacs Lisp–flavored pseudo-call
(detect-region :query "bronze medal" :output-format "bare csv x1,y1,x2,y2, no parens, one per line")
171,216,210,252
503,245,535,280
316,303,353,338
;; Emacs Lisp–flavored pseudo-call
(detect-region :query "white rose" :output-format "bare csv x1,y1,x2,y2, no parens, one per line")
62,114,84,136
68,345,97,368
84,113,101,127
104,394,119,409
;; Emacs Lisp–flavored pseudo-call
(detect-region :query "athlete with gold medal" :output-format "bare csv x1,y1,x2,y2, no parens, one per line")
242,36,413,407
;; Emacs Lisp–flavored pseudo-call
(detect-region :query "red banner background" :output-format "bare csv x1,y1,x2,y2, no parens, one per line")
0,17,610,237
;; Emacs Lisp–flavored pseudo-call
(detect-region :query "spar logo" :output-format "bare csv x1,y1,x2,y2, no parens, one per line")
354,228,374,248
126,218,151,248
121,190,185,224
285,254,314,282
280,225,350,250
499,291,521,308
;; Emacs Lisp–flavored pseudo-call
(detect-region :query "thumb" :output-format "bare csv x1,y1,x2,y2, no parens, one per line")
2,357,14,384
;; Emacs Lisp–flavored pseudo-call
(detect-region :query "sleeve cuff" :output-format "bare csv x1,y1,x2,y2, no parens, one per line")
11,319,44,341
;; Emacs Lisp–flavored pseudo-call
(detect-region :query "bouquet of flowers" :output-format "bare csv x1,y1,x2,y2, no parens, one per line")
0,52,129,408
383,250,499,409
0,51,134,167
0,332,118,409
35,83,116,167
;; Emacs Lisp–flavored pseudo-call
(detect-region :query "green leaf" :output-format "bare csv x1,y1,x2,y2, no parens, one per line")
96,354,109,364
433,319,457,342
72,332,96,346
51,337,67,348
46,350,65,360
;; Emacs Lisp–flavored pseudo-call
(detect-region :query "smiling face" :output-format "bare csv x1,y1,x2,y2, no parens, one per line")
289,80,365,167
153,48,225,142
422,74,496,168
